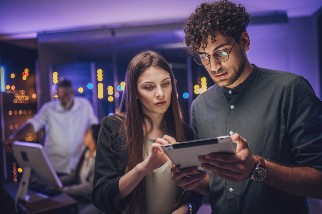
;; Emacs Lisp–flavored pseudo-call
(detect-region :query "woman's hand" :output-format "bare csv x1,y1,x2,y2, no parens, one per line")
141,137,171,172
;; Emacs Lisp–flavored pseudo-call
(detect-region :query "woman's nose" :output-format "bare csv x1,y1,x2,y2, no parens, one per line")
155,87,164,98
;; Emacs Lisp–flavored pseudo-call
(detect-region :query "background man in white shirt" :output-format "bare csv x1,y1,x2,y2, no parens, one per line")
5,79,99,174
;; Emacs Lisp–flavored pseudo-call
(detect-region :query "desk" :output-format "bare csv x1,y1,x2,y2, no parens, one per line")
2,183,78,214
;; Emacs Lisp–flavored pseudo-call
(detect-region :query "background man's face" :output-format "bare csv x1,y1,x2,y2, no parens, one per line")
57,87,74,109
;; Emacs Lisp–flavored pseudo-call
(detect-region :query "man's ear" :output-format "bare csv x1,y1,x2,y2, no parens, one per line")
240,31,250,51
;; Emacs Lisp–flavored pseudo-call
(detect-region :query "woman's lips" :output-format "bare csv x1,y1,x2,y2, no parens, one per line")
155,101,166,106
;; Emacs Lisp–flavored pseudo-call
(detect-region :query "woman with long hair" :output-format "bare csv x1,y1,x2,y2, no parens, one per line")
92,50,202,214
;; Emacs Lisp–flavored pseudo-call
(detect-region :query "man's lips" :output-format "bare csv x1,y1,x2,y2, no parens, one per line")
214,71,228,78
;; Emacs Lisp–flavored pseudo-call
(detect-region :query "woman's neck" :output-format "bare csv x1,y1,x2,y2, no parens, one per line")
144,113,164,140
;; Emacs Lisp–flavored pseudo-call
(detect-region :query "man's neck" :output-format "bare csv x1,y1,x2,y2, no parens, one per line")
226,63,253,89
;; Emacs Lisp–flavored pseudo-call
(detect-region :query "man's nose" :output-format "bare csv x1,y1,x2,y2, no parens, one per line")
208,56,221,72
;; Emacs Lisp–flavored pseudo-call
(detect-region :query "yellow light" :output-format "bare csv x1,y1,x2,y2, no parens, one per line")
25,136,33,141
201,77,207,82
6,85,10,90
120,82,126,90
22,76,27,80
53,94,58,98
78,87,84,93
11,73,15,78
53,72,59,84
108,96,114,102
18,168,23,173
107,86,113,91
194,85,200,90
98,83,104,99
32,94,37,99
120,82,126,87
97,69,103,81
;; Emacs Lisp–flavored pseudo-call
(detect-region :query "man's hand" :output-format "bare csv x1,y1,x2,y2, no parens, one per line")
198,133,256,182
171,165,208,193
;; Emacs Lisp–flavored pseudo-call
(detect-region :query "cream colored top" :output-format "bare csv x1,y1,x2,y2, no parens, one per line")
144,139,181,214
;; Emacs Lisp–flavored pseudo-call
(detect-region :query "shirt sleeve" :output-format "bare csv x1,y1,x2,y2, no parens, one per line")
286,76,322,171
27,103,50,132
91,116,129,213
84,99,99,125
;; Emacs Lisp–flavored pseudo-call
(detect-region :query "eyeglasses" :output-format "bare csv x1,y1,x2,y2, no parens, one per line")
193,41,236,66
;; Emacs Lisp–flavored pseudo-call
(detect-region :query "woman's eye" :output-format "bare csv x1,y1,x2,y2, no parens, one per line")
162,81,171,87
144,85,154,90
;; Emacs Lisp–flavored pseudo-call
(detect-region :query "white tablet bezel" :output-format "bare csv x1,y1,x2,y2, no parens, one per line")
161,135,235,169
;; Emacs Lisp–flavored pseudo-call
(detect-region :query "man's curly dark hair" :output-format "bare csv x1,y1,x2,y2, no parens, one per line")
184,0,250,53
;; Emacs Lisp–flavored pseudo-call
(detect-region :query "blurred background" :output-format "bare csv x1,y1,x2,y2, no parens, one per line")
0,0,322,213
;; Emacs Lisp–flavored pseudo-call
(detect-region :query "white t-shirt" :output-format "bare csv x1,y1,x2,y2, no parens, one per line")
28,97,98,173
144,139,181,214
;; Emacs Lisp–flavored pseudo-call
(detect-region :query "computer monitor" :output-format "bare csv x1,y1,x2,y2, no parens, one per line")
12,141,63,202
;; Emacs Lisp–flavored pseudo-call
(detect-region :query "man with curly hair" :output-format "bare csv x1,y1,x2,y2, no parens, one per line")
170,0,322,213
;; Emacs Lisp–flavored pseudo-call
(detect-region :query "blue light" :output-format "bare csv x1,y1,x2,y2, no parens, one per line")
108,113,114,116
117,85,122,91
182,92,189,99
0,66,6,92
87,83,93,89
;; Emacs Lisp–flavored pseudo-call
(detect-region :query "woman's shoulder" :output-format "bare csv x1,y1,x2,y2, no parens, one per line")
102,114,124,126
101,114,125,135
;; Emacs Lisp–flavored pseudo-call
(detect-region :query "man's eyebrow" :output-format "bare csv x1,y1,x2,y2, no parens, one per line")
197,42,230,54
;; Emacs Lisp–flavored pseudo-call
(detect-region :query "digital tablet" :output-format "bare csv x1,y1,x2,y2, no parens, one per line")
161,136,235,169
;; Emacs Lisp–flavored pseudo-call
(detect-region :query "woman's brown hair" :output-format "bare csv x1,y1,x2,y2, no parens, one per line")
120,50,185,213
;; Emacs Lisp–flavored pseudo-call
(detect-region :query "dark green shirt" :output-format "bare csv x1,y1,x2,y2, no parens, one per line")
192,65,322,214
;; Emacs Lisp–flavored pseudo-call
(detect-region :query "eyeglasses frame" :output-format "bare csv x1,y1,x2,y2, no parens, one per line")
193,41,236,66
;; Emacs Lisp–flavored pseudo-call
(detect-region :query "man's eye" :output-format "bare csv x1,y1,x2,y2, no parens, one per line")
215,50,228,58
199,54,209,60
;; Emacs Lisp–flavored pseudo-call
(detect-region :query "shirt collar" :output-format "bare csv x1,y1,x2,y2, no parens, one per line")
54,98,78,112
222,64,258,95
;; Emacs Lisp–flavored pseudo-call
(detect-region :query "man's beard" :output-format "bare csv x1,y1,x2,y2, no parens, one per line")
214,56,246,87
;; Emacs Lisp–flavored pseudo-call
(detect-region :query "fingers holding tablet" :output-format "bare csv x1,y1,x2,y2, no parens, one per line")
171,165,206,191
